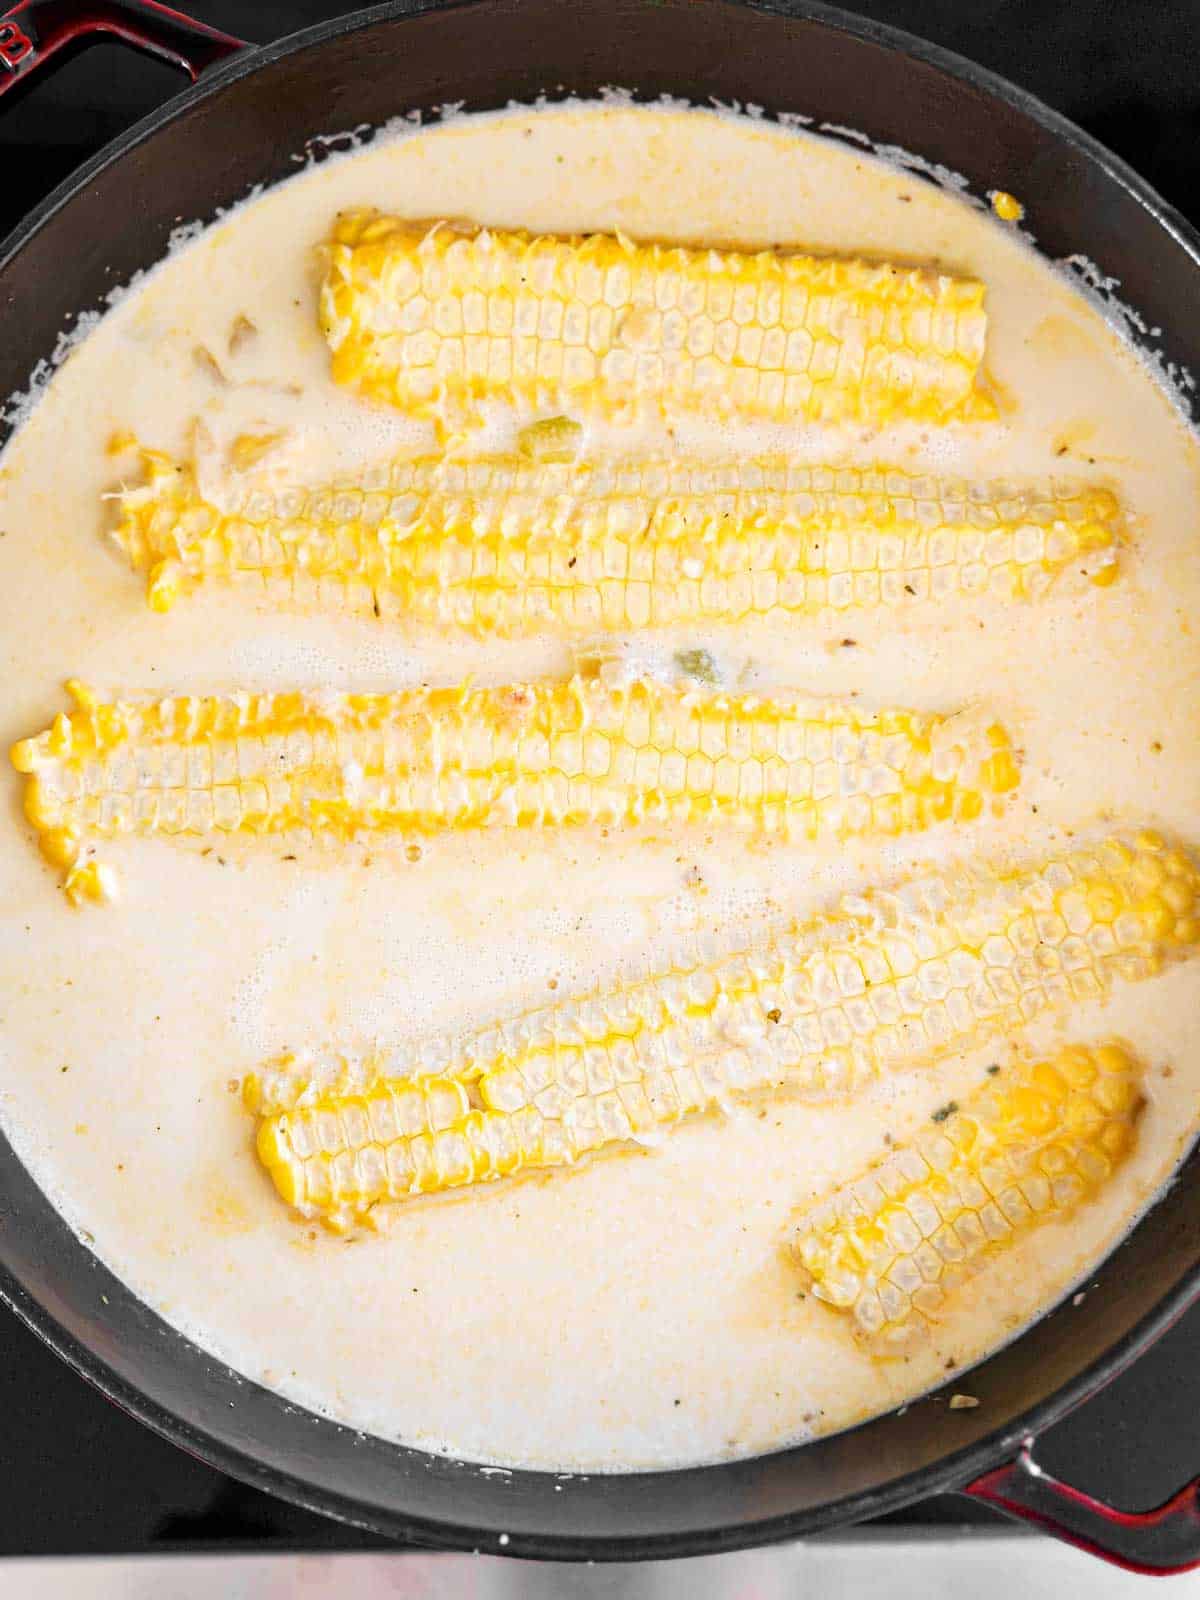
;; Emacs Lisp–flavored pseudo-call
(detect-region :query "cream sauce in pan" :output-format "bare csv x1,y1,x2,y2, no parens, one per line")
0,104,1198,1469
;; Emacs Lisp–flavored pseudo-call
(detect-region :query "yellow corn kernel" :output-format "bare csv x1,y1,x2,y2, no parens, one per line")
147,558,184,613
63,679,98,712
255,1073,474,1222
112,448,1123,629
229,432,287,472
64,859,118,906
319,213,993,428
37,825,81,870
792,1041,1144,1352
1090,560,1120,588
990,190,1025,223
10,676,1011,902
251,834,1196,1227
981,748,1021,794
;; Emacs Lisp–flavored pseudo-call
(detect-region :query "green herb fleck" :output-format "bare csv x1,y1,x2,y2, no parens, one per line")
674,647,718,684
986,1064,1000,1076
931,1101,959,1123
516,415,582,462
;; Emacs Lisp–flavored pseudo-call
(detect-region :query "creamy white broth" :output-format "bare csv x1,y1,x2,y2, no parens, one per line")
1,104,1199,1470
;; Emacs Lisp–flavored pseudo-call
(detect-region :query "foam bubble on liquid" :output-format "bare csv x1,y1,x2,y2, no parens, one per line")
224,626,421,691
193,388,429,512
343,913,559,1049
228,879,322,1059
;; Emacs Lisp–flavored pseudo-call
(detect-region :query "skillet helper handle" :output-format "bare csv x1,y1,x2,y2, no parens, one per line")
965,1441,1200,1576
0,0,248,97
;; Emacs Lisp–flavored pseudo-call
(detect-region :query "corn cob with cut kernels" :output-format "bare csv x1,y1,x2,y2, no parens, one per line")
250,1062,712,1224
250,832,1198,1228
9,675,1014,903
319,214,993,428
114,447,1121,625
792,1041,1145,1352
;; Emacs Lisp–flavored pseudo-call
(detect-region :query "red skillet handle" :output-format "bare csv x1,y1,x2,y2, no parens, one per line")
0,0,248,98
965,1441,1200,1576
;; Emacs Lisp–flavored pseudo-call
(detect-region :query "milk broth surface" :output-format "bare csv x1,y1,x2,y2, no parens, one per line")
1,105,1198,1469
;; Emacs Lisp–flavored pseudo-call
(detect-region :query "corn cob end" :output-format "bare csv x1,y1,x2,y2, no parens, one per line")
792,1040,1147,1354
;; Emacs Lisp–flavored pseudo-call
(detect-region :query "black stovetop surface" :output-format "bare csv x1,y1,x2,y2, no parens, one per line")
0,0,1197,1558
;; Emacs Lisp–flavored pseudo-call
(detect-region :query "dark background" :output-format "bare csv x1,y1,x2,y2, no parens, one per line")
0,0,1197,1557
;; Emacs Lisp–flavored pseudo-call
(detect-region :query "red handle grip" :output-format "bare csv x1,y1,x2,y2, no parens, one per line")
966,1442,1200,1576
0,0,247,97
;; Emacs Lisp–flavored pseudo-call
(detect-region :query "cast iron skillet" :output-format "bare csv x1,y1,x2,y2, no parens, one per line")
0,0,1198,1571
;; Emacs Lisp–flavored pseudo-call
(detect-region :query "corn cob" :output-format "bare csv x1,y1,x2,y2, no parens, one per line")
251,1063,699,1222
250,832,1197,1227
319,214,993,428
114,448,1121,625
792,1041,1144,1352
9,676,1013,903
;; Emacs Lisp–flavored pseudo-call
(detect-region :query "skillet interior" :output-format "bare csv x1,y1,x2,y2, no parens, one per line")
0,0,1197,1557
